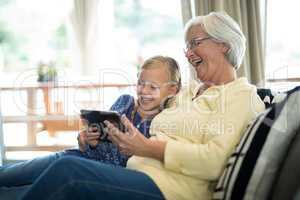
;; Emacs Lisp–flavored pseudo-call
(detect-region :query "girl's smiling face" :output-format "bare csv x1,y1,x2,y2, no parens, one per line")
137,63,177,112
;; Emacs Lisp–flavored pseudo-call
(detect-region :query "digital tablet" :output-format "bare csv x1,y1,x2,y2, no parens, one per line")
80,110,125,142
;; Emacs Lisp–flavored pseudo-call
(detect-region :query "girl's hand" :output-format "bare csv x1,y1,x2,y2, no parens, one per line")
77,119,100,151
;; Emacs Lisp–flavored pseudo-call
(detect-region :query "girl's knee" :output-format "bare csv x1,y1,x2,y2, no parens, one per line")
52,156,80,169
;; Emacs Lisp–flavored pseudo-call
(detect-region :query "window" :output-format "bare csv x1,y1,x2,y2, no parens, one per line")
0,0,72,73
0,0,187,82
0,0,186,160
97,0,187,83
266,0,300,90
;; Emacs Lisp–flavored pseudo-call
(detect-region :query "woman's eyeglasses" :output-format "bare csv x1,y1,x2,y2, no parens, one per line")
184,37,211,53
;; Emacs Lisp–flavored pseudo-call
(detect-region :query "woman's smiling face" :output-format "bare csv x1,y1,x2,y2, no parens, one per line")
185,25,228,83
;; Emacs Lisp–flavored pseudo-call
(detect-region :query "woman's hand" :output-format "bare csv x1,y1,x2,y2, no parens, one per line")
104,115,148,156
104,115,166,162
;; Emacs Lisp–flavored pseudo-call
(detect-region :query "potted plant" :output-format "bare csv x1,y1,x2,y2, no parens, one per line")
37,61,58,82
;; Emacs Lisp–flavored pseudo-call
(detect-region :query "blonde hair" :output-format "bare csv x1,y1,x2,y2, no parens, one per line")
140,55,181,93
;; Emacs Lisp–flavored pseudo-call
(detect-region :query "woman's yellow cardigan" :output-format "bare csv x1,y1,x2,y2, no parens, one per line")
127,78,265,200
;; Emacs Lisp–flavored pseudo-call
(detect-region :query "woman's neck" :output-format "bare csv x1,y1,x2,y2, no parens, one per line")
195,60,237,99
208,59,237,86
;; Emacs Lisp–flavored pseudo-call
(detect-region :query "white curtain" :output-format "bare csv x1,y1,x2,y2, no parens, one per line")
181,0,193,26
70,0,100,75
181,0,267,86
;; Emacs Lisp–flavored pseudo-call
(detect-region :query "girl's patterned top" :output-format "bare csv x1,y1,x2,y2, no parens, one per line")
64,95,152,167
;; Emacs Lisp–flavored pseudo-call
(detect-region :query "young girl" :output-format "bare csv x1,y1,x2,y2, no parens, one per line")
73,55,182,166
0,55,181,198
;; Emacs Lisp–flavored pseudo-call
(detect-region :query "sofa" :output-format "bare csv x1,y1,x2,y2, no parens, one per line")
213,86,300,200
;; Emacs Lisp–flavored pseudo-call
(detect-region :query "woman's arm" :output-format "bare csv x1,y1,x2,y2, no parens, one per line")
105,113,245,180
105,116,166,162
162,91,265,180
105,114,241,180
144,140,166,162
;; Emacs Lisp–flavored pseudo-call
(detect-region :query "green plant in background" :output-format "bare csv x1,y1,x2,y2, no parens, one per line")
114,0,181,45
0,0,70,72
113,0,182,72
0,0,28,71
37,61,58,82
0,0,11,7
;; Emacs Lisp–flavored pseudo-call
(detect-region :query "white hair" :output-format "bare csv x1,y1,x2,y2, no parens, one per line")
184,12,246,70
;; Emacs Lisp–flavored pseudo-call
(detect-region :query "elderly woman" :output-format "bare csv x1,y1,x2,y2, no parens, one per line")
21,12,265,200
